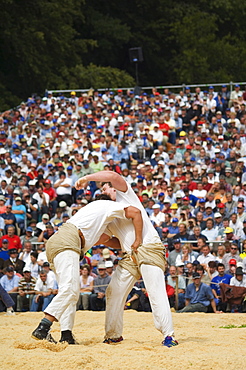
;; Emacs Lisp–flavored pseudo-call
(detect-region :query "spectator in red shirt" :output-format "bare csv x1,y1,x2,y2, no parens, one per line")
0,225,22,252
185,173,198,191
202,175,213,192
27,163,38,180
43,179,57,217
159,121,170,141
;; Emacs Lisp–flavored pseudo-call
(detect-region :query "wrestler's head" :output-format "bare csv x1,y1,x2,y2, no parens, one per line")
101,182,116,201
95,194,112,201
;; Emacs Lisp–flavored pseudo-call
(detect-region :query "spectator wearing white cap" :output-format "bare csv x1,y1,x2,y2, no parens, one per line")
54,171,73,206
105,260,114,276
214,213,223,230
149,204,165,238
109,110,120,134
12,196,26,232
58,200,72,218
40,97,51,112
36,214,54,234
101,247,117,264
56,132,68,152
149,124,163,147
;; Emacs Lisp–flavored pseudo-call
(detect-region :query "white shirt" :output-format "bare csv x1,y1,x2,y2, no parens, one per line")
205,200,216,209
197,253,216,265
206,98,217,111
55,177,72,195
67,200,130,251
149,129,163,143
19,251,31,266
47,270,57,286
201,228,218,241
176,253,195,265
104,182,160,253
28,262,40,279
229,220,244,237
37,250,48,263
34,275,54,291
230,275,246,287
150,211,165,226
79,275,94,289
33,192,50,207
193,189,207,198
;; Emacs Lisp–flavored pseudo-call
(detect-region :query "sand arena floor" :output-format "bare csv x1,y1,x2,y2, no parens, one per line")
0,310,245,370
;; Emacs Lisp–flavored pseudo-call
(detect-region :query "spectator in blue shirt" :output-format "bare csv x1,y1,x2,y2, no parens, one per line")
90,245,103,274
0,239,10,261
12,197,26,233
168,218,179,238
178,272,218,313
211,263,232,312
1,204,17,233
0,265,20,309
112,144,129,170
0,283,15,314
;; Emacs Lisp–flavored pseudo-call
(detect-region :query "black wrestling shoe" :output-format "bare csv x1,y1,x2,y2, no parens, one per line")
59,330,78,344
32,323,57,343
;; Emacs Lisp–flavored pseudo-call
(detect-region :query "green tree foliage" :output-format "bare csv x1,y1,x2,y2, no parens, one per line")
50,63,135,90
0,0,94,106
1,0,246,109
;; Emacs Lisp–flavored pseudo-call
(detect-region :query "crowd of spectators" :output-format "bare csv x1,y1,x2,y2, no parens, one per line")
1,84,246,314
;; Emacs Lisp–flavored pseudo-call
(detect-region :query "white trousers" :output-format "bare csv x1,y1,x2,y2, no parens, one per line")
44,250,80,331
105,264,174,340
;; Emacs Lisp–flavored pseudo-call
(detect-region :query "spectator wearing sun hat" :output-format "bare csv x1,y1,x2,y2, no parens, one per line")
170,203,179,217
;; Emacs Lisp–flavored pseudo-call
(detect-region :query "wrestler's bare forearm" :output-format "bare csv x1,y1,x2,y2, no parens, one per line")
96,233,122,250
105,236,122,250
75,171,127,192
125,206,143,252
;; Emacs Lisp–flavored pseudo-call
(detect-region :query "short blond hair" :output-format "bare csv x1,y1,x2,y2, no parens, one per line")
182,243,191,253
